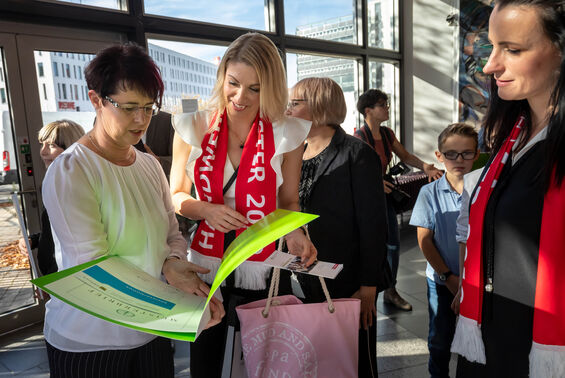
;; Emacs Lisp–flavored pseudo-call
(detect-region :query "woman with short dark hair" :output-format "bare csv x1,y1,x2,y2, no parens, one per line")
355,89,443,311
42,43,223,378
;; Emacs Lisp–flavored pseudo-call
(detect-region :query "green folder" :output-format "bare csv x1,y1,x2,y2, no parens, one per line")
32,209,317,341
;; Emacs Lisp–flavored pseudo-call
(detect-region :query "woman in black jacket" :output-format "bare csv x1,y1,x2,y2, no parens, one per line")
286,77,389,378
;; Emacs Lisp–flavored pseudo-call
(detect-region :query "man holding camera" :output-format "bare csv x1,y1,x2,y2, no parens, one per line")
355,89,443,311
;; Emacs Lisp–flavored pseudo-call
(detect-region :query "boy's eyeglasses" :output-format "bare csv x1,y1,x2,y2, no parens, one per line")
374,100,389,108
104,95,159,117
441,150,477,160
287,99,307,109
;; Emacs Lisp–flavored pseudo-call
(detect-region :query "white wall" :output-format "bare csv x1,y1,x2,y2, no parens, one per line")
407,0,459,165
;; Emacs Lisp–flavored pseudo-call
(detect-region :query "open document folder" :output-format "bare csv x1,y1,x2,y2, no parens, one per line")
31,209,318,342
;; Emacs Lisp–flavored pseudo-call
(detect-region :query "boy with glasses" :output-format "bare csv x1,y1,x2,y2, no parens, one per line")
409,123,479,378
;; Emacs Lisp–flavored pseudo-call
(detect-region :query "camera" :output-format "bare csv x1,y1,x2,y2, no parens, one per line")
384,162,410,182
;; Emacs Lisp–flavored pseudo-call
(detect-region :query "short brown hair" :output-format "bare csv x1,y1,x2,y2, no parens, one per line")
437,123,479,151
291,77,346,128
38,119,85,150
208,33,287,122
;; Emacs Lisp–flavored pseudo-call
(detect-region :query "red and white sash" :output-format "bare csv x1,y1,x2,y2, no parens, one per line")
452,116,565,377
192,109,276,261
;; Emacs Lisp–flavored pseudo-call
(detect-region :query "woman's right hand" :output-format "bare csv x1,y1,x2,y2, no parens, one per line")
201,202,249,233
383,180,395,194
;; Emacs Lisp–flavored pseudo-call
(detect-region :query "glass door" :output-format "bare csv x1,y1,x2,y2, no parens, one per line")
0,25,122,334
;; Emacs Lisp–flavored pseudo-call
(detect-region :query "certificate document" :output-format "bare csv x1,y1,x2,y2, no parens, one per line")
32,209,317,341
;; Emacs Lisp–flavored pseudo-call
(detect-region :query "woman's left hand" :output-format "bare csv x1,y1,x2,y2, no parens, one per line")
423,163,444,181
285,229,317,267
162,258,226,326
351,286,377,330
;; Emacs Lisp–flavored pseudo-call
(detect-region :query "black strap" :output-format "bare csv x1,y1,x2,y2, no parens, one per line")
188,167,239,235
223,166,239,195
380,127,393,165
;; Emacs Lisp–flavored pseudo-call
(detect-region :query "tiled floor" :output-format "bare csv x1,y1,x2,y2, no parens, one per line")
0,225,458,377
0,268,34,314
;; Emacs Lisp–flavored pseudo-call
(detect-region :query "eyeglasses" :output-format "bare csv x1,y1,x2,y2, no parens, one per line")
287,99,307,110
441,150,477,160
104,95,159,117
374,100,390,108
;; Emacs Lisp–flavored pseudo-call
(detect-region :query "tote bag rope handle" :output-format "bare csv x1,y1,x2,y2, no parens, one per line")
262,232,335,318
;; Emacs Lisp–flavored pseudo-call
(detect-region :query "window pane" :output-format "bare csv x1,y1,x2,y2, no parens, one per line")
144,1,267,31
34,50,97,135
367,0,399,51
369,60,399,134
35,0,127,11
147,39,227,113
285,1,357,45
287,52,360,134
0,47,35,315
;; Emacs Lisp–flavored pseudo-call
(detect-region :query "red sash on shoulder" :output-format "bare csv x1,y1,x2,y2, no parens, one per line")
191,110,276,261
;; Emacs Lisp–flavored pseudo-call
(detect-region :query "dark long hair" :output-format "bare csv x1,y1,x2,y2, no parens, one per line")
483,0,565,189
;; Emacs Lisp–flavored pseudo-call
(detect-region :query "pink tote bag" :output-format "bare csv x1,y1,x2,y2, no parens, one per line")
236,268,360,377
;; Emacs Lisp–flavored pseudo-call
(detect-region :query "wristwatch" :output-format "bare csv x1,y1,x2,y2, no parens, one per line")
438,270,453,282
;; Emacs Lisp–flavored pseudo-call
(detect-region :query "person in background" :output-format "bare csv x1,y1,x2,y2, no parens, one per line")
409,123,478,378
169,32,317,377
355,89,443,311
133,110,174,179
451,1,564,376
18,119,85,275
287,77,389,378
42,43,223,378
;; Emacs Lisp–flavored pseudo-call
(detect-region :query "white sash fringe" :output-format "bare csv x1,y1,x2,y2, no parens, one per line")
188,249,271,291
451,315,486,364
529,342,565,378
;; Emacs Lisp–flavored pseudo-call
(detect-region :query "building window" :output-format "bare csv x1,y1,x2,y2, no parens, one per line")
61,63,65,77
0,88,6,104
62,84,67,100
43,83,48,100
75,85,79,100
66,64,71,78
53,62,58,77
57,83,61,99
37,62,44,77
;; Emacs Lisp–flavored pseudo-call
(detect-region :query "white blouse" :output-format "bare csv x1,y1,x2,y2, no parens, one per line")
172,111,311,289
42,143,187,352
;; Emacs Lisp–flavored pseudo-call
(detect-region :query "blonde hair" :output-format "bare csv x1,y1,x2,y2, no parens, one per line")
38,119,85,149
208,33,287,122
291,77,346,128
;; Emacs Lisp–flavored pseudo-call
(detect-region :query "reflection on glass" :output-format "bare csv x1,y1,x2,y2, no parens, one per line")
144,1,267,31
285,0,357,45
287,52,359,135
369,60,399,134
367,0,398,51
0,48,35,315
34,50,96,138
37,0,127,11
147,40,226,114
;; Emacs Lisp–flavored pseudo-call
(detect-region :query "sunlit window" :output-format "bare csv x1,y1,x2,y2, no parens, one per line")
144,0,267,31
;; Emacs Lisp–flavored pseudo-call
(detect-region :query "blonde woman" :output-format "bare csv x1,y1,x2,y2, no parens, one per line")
170,32,317,376
18,119,85,275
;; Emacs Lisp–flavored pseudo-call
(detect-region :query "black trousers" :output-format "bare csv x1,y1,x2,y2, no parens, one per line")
46,337,174,378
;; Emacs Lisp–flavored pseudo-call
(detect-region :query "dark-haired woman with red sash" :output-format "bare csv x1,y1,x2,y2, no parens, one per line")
451,2,565,377
170,33,317,377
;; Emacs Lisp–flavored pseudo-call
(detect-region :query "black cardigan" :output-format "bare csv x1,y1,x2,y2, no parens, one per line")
298,127,390,300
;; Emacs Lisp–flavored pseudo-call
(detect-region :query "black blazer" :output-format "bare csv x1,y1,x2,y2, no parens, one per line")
299,127,390,300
